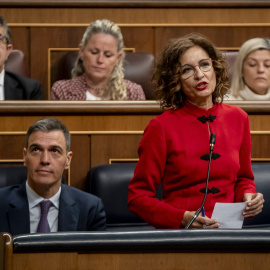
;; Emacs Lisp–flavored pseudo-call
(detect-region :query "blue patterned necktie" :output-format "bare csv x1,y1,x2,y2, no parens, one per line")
37,200,52,233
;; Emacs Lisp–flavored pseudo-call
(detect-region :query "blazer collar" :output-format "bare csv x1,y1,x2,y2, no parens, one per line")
58,184,79,231
8,183,31,235
4,71,21,100
182,99,220,119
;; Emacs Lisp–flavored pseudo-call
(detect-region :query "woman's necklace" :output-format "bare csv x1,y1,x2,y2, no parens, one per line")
86,83,105,96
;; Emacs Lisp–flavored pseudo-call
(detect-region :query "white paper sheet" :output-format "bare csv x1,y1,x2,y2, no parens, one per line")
211,202,247,229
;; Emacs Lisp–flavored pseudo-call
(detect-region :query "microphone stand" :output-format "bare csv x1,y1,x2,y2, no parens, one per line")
185,133,216,229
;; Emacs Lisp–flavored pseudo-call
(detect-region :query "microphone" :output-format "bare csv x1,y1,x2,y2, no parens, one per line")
210,133,216,151
185,133,216,229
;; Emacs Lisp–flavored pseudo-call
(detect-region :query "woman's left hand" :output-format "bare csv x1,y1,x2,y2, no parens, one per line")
242,193,264,218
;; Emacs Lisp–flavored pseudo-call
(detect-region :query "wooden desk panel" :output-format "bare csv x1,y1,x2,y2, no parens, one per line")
12,253,78,270
77,253,269,270
9,252,270,270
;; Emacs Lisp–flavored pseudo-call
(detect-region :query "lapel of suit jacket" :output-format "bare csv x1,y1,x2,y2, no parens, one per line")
58,184,79,231
8,183,30,235
4,72,21,100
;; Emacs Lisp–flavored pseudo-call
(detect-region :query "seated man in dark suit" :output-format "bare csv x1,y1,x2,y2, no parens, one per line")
0,118,106,235
0,16,42,100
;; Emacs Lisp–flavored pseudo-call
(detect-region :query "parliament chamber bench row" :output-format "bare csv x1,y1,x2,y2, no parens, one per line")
0,161,270,231
6,49,238,100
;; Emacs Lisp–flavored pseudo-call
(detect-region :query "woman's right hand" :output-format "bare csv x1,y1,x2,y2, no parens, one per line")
181,211,220,229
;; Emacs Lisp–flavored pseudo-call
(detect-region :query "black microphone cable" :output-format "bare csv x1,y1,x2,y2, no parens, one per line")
185,133,216,229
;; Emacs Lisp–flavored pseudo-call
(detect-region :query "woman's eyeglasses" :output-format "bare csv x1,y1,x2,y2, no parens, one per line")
180,58,213,80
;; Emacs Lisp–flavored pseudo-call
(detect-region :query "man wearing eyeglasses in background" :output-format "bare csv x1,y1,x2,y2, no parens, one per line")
0,16,42,100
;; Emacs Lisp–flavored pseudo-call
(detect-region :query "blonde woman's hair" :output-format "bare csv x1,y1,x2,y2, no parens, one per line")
230,38,270,97
72,19,127,100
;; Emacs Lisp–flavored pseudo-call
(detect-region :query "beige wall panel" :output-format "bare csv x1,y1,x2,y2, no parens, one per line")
249,115,270,131
251,135,270,159
121,27,154,53
0,116,51,131
70,135,91,190
30,27,86,99
62,115,153,131
0,115,155,132
155,26,270,56
50,50,70,88
9,27,30,73
0,135,25,160
90,134,142,168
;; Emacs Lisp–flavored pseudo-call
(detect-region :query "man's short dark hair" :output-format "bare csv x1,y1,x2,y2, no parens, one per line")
25,118,71,152
0,16,11,45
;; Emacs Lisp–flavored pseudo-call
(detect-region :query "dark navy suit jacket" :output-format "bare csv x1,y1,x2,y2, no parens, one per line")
4,71,43,100
0,183,106,235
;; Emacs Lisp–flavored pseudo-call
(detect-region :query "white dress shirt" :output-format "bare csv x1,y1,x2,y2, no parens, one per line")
0,69,5,100
86,90,102,100
26,181,61,233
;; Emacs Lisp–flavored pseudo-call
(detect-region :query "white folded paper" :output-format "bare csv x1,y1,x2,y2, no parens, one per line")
211,202,247,229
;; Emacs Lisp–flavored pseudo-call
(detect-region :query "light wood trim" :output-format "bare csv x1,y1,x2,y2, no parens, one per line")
0,159,24,163
0,101,162,114
49,48,79,52
3,0,270,8
0,131,143,135
8,23,270,27
125,48,136,52
252,158,270,161
70,131,144,135
48,47,135,52
251,131,270,135
1,100,270,114
48,47,79,98
0,130,269,136
0,233,12,270
0,132,26,135
219,47,239,51
109,158,139,164
109,158,270,163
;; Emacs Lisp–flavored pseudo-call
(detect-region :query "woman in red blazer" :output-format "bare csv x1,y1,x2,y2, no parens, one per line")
128,33,264,229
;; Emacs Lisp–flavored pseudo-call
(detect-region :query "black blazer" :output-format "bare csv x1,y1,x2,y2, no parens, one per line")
4,71,43,100
0,183,107,235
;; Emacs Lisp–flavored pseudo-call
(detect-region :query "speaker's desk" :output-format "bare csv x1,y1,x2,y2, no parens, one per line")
1,229,270,270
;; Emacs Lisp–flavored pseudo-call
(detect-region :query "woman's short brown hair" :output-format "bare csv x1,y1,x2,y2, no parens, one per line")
153,33,229,110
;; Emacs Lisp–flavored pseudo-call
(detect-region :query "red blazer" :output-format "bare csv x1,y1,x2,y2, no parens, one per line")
128,101,256,229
